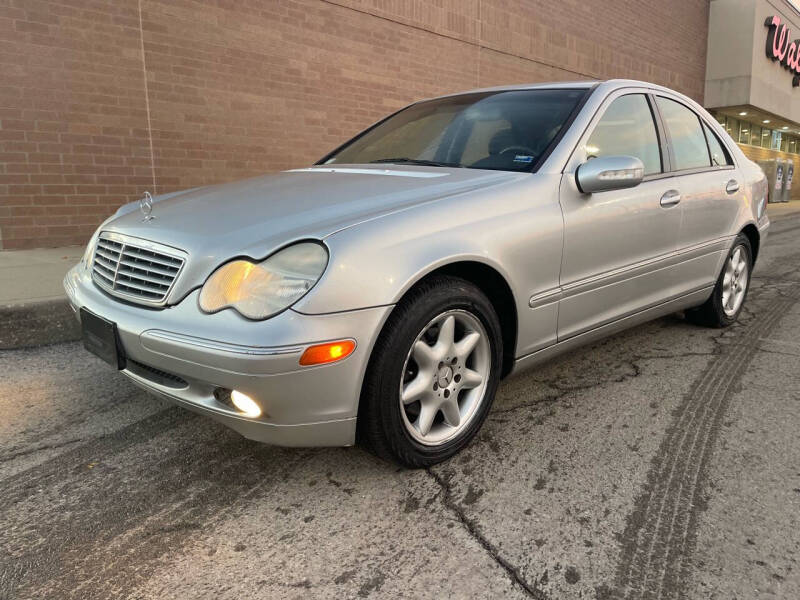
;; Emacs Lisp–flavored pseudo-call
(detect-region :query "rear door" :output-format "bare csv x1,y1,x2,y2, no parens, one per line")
557,91,682,340
653,95,742,297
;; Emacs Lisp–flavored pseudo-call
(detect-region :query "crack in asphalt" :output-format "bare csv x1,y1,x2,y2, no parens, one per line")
426,468,552,600
757,347,800,358
490,342,724,419
491,356,645,417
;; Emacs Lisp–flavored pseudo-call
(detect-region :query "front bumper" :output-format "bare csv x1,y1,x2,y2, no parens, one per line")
64,264,392,446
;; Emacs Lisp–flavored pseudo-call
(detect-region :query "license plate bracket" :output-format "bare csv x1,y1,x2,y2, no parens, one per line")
80,308,125,370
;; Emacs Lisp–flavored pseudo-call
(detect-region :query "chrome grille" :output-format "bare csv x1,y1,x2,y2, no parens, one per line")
91,233,185,306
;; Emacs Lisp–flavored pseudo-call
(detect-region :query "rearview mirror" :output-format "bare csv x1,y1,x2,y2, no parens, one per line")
576,155,644,194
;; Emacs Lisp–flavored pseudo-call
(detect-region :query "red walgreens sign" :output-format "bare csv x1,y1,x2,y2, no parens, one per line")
765,15,800,86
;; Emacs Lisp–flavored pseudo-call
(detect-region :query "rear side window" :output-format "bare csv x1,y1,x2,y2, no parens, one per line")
585,94,662,175
703,122,733,166
656,97,711,171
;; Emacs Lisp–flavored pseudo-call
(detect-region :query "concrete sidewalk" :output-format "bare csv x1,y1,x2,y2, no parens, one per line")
0,246,83,304
0,246,83,349
766,199,800,221
2,201,800,350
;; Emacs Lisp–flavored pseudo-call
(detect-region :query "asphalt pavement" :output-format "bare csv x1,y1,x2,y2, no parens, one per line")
2,210,800,599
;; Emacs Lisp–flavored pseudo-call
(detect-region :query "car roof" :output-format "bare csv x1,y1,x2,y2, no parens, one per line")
425,79,679,101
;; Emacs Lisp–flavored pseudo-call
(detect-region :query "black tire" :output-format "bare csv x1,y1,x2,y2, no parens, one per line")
357,275,503,468
686,233,752,328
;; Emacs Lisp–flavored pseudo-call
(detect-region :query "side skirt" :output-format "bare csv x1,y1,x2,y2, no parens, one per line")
508,286,713,377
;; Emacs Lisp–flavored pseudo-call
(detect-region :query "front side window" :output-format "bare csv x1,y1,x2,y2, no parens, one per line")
584,94,662,175
323,89,589,172
656,97,711,171
703,122,733,167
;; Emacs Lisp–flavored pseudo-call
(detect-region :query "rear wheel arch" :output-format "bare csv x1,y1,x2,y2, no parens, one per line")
741,223,760,265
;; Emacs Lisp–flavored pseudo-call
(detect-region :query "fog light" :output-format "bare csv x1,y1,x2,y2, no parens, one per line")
231,390,262,418
299,339,356,366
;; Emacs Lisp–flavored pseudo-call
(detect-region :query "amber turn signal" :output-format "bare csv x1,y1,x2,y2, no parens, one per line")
299,340,356,366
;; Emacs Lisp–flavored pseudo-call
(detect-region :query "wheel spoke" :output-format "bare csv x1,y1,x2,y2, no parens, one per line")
417,403,438,436
434,315,456,357
461,368,483,390
440,398,461,427
411,340,436,371
454,331,480,360
402,376,430,405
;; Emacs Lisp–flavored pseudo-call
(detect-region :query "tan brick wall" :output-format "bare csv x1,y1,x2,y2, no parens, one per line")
738,144,800,201
0,0,711,249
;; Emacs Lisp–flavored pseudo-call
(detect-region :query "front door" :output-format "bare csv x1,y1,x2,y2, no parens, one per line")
558,92,682,340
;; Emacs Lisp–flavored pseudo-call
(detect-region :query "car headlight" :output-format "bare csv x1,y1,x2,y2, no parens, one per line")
82,235,97,266
81,230,102,271
199,242,328,320
83,212,121,270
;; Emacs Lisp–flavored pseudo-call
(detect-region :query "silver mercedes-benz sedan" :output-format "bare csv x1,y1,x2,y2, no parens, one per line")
65,79,769,467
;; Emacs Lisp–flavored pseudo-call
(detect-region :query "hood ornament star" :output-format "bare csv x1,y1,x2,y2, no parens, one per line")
140,191,155,221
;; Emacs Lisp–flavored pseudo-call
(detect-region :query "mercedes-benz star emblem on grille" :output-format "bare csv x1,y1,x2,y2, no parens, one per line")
139,191,154,221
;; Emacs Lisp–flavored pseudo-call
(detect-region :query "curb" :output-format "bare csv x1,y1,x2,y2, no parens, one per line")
0,298,81,350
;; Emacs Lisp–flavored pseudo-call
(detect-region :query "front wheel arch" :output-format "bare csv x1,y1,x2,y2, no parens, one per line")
356,273,505,466
400,261,518,377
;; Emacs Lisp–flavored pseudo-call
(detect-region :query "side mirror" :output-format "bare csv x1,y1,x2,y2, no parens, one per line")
575,155,645,194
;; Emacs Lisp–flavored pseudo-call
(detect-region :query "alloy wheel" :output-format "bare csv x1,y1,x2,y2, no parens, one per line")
399,310,491,446
722,245,748,316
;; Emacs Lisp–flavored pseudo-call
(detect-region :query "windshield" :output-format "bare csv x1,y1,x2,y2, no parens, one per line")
321,88,589,172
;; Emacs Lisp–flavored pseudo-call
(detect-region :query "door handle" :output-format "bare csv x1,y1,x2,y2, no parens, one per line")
660,189,681,207
726,179,740,194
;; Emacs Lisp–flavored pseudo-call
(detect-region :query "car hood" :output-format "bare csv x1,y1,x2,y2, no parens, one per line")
104,165,525,302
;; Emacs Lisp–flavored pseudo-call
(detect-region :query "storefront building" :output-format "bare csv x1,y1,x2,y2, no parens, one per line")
705,0,800,200
0,0,796,249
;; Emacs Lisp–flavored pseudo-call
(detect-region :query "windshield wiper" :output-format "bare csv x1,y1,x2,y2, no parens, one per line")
370,157,462,168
